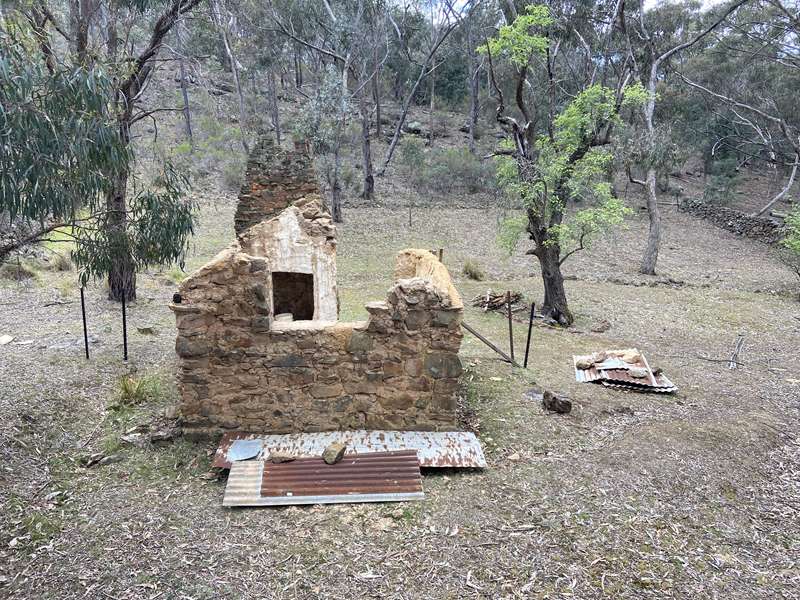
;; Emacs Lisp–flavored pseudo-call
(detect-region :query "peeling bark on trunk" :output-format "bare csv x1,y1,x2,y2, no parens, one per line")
359,92,374,199
106,112,136,303
177,22,193,146
372,43,381,138
468,61,480,154
640,168,661,275
267,66,281,145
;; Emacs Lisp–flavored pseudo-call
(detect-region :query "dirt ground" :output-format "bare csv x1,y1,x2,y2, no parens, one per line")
1,163,799,599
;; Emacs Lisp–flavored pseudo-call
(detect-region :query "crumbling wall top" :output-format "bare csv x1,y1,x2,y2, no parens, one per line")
234,137,321,236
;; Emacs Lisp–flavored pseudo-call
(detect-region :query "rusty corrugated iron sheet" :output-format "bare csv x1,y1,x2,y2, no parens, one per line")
212,430,486,470
573,350,677,393
222,451,424,507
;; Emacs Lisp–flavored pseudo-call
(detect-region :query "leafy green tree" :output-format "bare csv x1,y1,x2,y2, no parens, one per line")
483,4,644,326
0,18,196,295
780,209,800,295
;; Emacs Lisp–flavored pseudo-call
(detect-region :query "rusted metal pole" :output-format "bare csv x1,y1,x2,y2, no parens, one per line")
121,288,128,362
523,302,535,368
438,248,443,262
506,290,514,362
80,287,89,360
462,321,520,367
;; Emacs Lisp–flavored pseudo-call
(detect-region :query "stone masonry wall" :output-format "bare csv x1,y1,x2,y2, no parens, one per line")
234,138,320,236
678,198,786,244
171,248,463,438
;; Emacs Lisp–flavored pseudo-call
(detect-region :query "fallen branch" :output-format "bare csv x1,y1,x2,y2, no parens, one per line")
729,334,745,370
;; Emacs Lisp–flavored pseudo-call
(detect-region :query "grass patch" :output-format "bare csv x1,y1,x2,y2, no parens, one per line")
114,373,168,407
0,260,38,281
462,259,486,281
47,252,73,272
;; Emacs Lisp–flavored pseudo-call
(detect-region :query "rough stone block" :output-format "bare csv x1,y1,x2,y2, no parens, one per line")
423,353,463,379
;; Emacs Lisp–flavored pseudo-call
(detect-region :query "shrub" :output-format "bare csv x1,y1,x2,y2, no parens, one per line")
48,252,73,272
398,137,426,178
0,261,37,281
115,374,165,407
425,148,496,195
703,157,739,204
462,259,486,281
780,209,800,297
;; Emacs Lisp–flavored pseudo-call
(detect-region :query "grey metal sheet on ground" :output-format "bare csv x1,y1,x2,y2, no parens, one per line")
228,439,262,461
213,429,487,469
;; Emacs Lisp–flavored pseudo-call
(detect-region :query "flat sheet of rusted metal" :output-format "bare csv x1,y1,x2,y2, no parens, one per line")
573,350,677,393
212,430,486,469
222,451,424,507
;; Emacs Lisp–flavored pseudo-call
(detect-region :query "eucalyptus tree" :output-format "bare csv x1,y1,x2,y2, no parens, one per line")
2,0,202,300
622,0,749,275
679,0,800,218
271,0,389,203
0,21,195,290
483,3,645,326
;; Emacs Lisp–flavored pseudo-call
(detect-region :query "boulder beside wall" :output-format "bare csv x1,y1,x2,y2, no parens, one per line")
171,248,463,438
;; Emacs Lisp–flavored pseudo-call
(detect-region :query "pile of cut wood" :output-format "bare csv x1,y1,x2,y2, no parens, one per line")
472,289,523,312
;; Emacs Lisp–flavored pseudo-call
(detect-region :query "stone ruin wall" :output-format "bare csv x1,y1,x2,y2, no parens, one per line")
234,138,320,236
678,198,786,244
172,247,463,438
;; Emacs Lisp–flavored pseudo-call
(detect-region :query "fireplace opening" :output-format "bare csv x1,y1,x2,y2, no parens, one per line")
272,272,315,320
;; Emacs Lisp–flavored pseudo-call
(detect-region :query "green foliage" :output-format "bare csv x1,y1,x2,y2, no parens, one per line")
0,24,197,283
703,158,739,204
479,5,551,66
462,259,486,281
399,137,426,177
783,209,800,256
494,84,642,258
401,140,496,196
72,164,196,286
425,148,496,195
294,66,349,153
115,373,166,407
497,214,529,254
0,28,129,223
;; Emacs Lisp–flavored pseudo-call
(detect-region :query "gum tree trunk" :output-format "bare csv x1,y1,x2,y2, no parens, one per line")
530,218,573,326
640,167,661,275
359,91,374,199
107,167,136,302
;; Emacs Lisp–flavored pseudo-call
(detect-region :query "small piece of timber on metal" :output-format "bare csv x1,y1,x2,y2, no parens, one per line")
121,288,128,361
80,286,89,360
462,321,520,368
524,302,535,369
506,290,514,362
213,430,487,470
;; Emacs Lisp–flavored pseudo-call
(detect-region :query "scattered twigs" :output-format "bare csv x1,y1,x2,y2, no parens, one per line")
43,300,73,307
462,321,520,367
692,355,746,366
729,334,745,370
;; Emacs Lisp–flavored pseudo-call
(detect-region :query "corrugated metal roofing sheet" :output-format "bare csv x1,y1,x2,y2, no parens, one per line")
212,430,486,470
573,350,677,393
222,451,424,507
